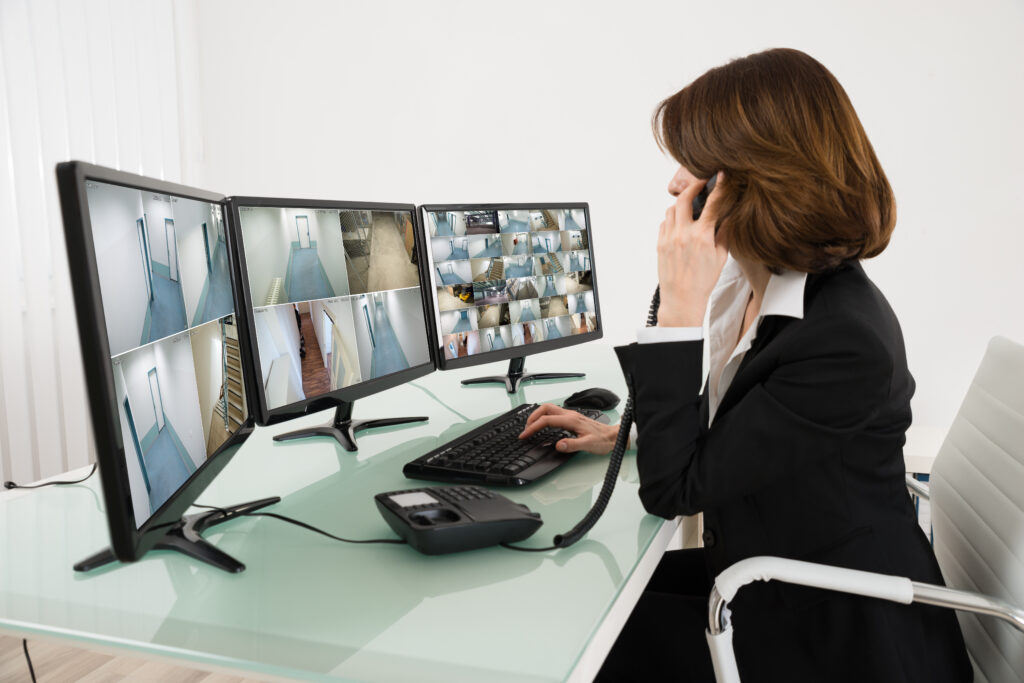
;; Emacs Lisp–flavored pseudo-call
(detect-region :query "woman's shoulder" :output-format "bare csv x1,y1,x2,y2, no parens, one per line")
804,262,898,326
790,261,907,363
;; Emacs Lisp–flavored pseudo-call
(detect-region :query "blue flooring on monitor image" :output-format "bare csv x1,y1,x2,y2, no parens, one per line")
545,319,562,339
519,307,536,322
510,240,529,255
565,214,583,231
288,247,335,301
489,333,506,351
449,246,469,260
451,310,473,333
434,216,455,236
501,219,529,233
195,240,234,325
474,240,503,258
145,274,187,344
438,269,464,285
505,261,533,278
144,423,194,514
369,300,411,377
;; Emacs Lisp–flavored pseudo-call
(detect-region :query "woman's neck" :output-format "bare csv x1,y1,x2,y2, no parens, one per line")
735,257,771,307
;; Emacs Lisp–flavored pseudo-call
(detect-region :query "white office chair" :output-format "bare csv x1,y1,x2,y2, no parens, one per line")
705,336,1024,683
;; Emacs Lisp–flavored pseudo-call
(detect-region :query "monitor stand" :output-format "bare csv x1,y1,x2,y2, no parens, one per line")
74,496,281,574
461,356,584,394
272,401,428,452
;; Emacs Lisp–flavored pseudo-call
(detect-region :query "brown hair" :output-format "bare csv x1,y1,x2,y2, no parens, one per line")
654,48,895,272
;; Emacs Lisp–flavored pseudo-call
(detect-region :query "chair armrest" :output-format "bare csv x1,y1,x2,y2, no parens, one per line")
708,556,1024,635
905,474,930,500
705,556,1024,683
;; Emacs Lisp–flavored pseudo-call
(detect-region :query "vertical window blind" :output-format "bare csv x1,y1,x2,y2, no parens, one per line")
0,0,202,484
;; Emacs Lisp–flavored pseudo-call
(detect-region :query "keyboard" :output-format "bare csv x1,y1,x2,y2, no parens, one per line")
403,403,608,487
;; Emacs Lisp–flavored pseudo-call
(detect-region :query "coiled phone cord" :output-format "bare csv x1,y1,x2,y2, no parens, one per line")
506,286,659,551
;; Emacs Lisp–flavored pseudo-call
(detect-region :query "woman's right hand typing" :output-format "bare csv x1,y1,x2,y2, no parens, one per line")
519,404,620,455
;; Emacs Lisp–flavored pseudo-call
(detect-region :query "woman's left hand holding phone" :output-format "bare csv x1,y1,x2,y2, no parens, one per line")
656,173,728,327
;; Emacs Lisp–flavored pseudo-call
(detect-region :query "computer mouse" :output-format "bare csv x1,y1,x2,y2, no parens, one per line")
562,387,620,411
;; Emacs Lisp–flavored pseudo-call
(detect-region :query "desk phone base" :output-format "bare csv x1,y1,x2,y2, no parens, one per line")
375,486,542,554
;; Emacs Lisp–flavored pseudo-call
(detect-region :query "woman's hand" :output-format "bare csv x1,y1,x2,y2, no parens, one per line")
657,173,729,327
519,404,620,455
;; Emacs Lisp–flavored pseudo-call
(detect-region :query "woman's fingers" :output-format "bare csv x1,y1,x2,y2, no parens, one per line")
519,411,578,439
523,403,564,429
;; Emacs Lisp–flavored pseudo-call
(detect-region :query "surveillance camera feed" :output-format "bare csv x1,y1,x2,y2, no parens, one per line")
236,206,431,410
85,180,246,528
426,208,598,361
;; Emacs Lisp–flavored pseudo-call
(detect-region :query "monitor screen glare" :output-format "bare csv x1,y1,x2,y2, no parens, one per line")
237,206,431,410
426,208,598,360
85,180,247,528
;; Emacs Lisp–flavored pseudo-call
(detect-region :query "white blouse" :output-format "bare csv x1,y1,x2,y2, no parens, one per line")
635,258,807,426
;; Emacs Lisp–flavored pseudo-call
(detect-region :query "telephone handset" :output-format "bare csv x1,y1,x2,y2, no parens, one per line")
648,172,717,327
546,173,722,546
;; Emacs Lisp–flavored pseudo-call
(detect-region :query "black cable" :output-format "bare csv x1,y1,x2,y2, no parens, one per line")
190,504,405,546
23,639,36,682
507,285,657,552
501,542,556,552
4,463,97,490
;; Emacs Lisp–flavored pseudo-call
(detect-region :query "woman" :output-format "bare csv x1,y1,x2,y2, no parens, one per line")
520,49,972,682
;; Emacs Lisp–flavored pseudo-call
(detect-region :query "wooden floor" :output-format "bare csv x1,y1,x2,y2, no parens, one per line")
299,312,330,397
0,634,266,682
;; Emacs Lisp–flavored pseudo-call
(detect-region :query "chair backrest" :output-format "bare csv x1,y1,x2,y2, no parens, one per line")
931,336,1024,683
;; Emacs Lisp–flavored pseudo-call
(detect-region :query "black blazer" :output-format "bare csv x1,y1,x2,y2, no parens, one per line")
614,262,972,683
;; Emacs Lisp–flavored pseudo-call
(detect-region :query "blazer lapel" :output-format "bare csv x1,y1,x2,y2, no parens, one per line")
711,315,795,425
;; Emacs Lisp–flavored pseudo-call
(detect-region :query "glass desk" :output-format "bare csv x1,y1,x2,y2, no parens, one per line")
0,343,679,682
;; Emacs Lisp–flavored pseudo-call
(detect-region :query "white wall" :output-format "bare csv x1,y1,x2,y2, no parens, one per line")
175,197,216,324
112,363,151,528
192,0,1024,434
298,208,350,296
87,182,151,357
320,297,362,387
142,193,174,272
120,344,159,440
387,287,431,367
7,1,1024,485
190,318,223,446
350,295,374,380
152,332,205,468
0,0,204,483
253,304,303,390
239,207,293,305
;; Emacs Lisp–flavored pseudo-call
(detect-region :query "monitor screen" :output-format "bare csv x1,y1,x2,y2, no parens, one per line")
84,179,248,528
423,206,598,362
235,204,432,412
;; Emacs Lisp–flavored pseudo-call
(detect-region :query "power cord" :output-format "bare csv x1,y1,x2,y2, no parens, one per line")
190,504,405,546
4,463,97,490
23,639,36,682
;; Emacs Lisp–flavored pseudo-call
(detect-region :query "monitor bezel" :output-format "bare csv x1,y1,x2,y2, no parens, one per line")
226,196,436,426
55,161,258,563
419,202,603,371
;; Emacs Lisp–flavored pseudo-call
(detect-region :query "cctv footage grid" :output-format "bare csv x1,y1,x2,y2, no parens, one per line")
237,206,430,411
427,208,599,361
86,180,247,528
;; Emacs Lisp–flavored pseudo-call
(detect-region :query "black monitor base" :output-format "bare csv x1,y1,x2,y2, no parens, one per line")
461,357,585,394
74,496,281,574
272,401,428,452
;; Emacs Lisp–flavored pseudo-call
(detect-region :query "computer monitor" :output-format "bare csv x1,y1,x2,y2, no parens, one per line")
420,204,602,392
228,197,435,450
56,162,279,573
